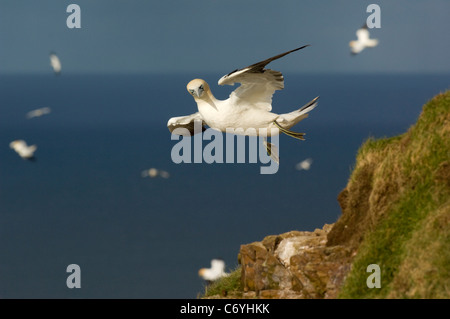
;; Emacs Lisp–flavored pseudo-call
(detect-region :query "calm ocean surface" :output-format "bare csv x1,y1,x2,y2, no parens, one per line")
0,73,448,298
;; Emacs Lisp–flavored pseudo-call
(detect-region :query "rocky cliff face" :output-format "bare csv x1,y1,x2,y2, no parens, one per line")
202,91,449,299
235,91,449,299
238,224,353,298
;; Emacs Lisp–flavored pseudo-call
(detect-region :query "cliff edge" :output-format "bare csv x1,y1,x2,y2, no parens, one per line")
202,90,450,298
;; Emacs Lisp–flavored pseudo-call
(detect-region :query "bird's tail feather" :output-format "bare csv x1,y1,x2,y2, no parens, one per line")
279,96,319,128
280,97,319,127
273,96,319,140
367,39,379,47
297,96,320,116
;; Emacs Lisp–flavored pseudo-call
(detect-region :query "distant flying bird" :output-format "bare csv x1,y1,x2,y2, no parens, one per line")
26,107,51,119
141,168,158,178
49,52,61,75
198,259,229,284
349,24,379,55
167,45,319,163
141,168,170,179
295,158,313,171
9,140,37,160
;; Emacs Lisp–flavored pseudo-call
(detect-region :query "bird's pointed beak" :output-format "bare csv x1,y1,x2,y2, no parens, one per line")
193,89,200,98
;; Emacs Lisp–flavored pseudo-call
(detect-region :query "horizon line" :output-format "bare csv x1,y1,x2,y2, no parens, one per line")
1,70,450,76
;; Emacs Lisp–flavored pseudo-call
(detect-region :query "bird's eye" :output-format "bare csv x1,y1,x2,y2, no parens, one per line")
199,85,204,90
189,89,195,94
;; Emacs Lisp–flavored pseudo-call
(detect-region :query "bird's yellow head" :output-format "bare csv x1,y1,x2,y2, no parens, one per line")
198,268,206,277
187,79,209,99
9,140,24,149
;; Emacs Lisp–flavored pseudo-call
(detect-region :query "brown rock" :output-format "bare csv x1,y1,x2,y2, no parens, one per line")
238,223,352,299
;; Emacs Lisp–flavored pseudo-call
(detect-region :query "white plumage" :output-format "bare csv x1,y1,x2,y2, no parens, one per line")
10,140,37,160
26,107,51,119
49,52,62,75
295,158,313,171
167,46,319,161
349,25,379,55
198,259,229,283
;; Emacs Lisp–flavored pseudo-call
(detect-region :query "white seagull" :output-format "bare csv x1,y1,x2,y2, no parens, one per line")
295,158,313,171
198,259,229,284
349,24,379,55
26,107,51,119
167,45,319,160
10,140,37,160
49,52,62,75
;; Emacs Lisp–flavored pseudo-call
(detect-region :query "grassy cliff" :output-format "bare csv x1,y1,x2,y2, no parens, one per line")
201,90,450,299
328,90,450,298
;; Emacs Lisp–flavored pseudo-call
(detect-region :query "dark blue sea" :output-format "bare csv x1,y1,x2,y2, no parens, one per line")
0,73,448,298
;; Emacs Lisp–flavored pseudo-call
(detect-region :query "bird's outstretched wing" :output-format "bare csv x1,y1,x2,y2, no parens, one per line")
218,45,310,111
167,112,206,136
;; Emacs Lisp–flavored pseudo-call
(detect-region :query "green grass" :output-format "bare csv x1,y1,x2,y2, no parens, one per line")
199,267,243,298
337,91,450,298
197,91,450,299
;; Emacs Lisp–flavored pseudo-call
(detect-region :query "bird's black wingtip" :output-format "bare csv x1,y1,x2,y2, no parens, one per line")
296,44,311,51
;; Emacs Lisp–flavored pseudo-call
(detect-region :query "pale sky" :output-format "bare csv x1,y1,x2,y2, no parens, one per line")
0,0,449,74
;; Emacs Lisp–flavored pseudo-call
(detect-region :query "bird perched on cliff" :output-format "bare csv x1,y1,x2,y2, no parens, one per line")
26,107,51,119
10,140,37,160
167,45,319,162
198,259,229,284
349,24,379,55
49,52,62,75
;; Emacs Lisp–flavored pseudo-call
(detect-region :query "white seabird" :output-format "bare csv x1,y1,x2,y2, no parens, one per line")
295,158,313,171
49,52,62,75
141,168,170,179
198,259,229,284
26,107,51,119
10,140,37,160
349,24,379,55
167,45,319,162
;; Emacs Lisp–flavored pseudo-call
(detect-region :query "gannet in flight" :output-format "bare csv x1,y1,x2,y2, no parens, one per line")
141,168,170,179
167,45,319,159
349,24,379,55
10,140,37,160
198,259,229,284
26,107,51,119
49,52,62,75
295,158,313,171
